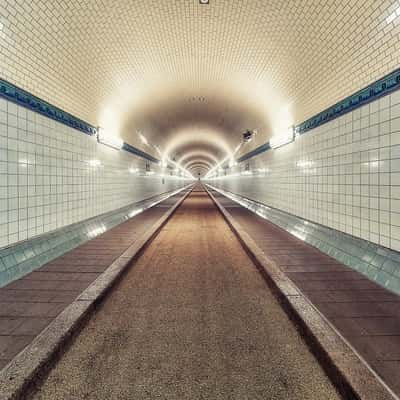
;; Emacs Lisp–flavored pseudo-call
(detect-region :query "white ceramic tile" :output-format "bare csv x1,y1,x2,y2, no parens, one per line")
0,98,188,249
209,92,400,251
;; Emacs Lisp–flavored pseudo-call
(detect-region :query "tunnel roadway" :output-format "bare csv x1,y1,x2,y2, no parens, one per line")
32,186,340,400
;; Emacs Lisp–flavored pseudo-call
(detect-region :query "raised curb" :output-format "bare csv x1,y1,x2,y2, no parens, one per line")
0,185,193,400
205,186,399,400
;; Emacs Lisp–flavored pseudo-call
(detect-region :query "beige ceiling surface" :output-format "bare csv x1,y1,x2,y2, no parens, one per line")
1,0,399,174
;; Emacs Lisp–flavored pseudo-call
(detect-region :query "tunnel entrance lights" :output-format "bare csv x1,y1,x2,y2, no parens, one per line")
97,127,123,150
269,127,294,149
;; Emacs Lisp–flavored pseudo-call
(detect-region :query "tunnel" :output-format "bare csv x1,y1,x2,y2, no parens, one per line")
0,1,400,399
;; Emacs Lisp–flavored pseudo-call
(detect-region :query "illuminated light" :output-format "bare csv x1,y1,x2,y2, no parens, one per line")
97,127,123,150
296,160,314,168
128,208,144,218
241,170,252,176
139,132,148,145
234,144,242,154
255,210,264,218
204,141,243,179
269,128,294,149
87,159,101,167
0,21,5,40
87,225,106,238
228,159,237,168
164,156,194,179
128,167,139,174
370,161,379,168
154,145,163,157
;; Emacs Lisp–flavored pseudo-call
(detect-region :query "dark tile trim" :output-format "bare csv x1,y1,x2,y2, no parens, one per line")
0,78,96,136
0,78,160,164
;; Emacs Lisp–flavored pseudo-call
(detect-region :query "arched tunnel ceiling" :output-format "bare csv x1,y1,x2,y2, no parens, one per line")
1,0,399,172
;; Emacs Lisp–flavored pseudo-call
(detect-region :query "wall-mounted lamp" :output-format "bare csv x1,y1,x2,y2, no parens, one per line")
97,127,123,150
269,127,294,149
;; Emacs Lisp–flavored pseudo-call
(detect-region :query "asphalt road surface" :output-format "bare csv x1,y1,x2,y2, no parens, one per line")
33,187,340,400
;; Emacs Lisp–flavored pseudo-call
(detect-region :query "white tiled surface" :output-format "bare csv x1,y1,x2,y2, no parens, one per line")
1,0,400,164
208,90,400,252
0,97,188,249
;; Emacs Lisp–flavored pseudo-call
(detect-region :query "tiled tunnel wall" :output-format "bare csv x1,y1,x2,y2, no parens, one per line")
209,89,400,251
207,89,400,292
0,96,189,250
207,185,400,295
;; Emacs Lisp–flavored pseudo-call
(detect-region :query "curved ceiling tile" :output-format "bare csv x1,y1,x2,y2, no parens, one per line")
1,0,399,171
188,164,209,178
121,85,271,162
183,158,216,171
188,163,210,171
178,149,220,166
185,160,214,170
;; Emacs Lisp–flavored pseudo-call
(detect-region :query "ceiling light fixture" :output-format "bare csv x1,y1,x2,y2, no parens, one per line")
199,0,209,4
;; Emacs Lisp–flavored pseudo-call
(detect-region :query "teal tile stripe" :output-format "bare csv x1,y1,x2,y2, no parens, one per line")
0,78,96,136
236,67,400,163
296,67,400,134
0,78,160,164
207,184,400,296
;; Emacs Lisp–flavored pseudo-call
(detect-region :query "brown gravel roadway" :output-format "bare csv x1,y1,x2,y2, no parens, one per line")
32,186,341,400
